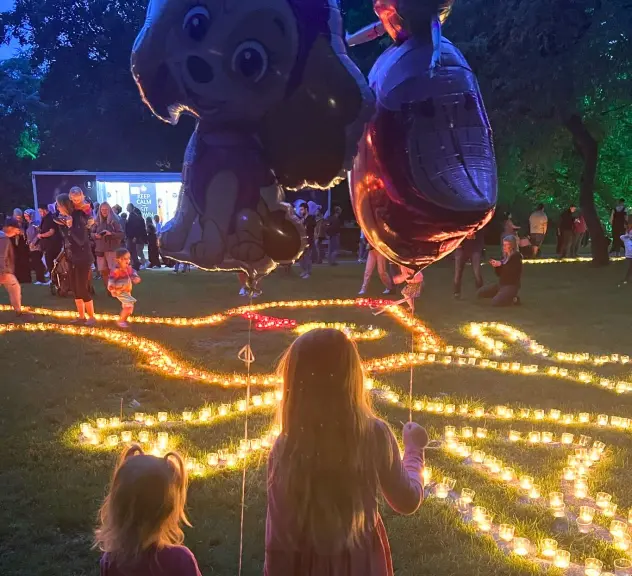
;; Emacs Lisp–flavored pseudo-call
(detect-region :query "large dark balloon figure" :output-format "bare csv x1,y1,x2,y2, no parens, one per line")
348,0,497,270
131,0,373,284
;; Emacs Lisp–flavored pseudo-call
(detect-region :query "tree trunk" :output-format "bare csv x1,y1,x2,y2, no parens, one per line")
564,114,609,266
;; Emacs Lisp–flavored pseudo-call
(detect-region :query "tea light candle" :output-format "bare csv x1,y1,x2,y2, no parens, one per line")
207,452,219,466
472,506,487,522
615,534,631,551
251,438,261,451
121,430,132,443
138,430,149,443
157,432,168,450
529,484,541,500
107,435,119,447
520,408,531,419
472,450,485,463
252,395,263,407
198,409,210,422
476,427,487,438
422,466,433,483
604,502,618,518
80,423,92,436
96,418,107,429
509,430,521,442
263,392,275,405
554,550,571,569
236,400,247,412
529,431,541,444
549,492,565,517
445,404,456,414
182,411,193,422
474,407,485,418
577,517,593,533
462,426,473,439
562,414,574,424
134,412,144,422
534,409,545,420
413,400,423,411
443,477,457,490
458,404,469,414
513,537,530,556
504,408,514,419
550,409,561,420
580,506,596,522
541,538,558,558
610,520,628,540
218,404,229,416
444,426,456,439
499,523,515,542
109,417,120,428
185,457,197,470
477,513,492,532
501,467,515,482
456,497,470,514
542,431,553,444
158,412,168,422
584,557,603,576
461,488,475,504
563,467,576,481
593,441,606,453
579,434,592,447
574,478,589,499
226,453,237,467
561,433,574,445
596,492,612,509
520,475,534,490
579,412,590,423
435,483,449,499
598,414,609,426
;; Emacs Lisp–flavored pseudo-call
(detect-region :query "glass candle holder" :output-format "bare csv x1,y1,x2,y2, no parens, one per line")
615,533,631,552
614,558,632,575
207,452,219,466
458,404,469,414
610,520,628,540
550,409,561,420
574,478,589,499
529,484,541,500
509,430,521,442
520,408,531,419
542,431,554,444
445,404,456,414
501,467,515,482
529,431,541,444
157,432,168,450
456,497,470,514
541,538,558,558
138,430,149,443
461,488,475,504
554,550,571,569
444,426,456,439
598,414,609,426
106,435,119,447
562,414,574,424
499,524,515,542
477,513,492,532
476,427,487,438
604,503,618,518
158,411,168,422
534,409,545,420
596,492,613,509
182,411,193,422
513,537,530,556
593,441,606,453
474,406,485,418
472,450,485,464
520,475,534,490
584,558,603,576
134,412,144,423
579,412,590,423
226,453,237,467
563,467,576,481
423,466,433,483
579,434,592,446
109,417,120,428
96,418,107,429
443,477,457,490
580,506,596,522
435,483,449,499
121,430,132,443
561,433,574,445
549,492,565,517
472,506,487,522
462,426,473,439
577,517,593,533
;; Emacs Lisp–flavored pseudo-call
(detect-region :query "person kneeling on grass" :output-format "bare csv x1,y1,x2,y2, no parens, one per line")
95,445,202,576
108,248,141,328
265,328,428,576
478,235,523,306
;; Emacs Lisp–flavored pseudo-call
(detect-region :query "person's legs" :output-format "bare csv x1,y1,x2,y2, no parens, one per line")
622,258,632,284
491,285,520,307
470,250,484,290
120,305,134,323
453,248,466,296
75,298,86,319
30,251,46,283
360,250,377,293
561,231,573,258
305,245,312,275
570,233,579,257
328,235,340,265
44,248,57,275
376,253,393,291
138,244,147,267
477,283,499,299
0,273,22,313
85,299,95,320
127,239,140,270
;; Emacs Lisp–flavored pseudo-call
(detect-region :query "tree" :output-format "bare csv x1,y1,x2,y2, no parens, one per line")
444,0,631,265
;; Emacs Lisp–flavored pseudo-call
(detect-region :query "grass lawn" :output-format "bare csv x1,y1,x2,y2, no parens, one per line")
1,257,632,576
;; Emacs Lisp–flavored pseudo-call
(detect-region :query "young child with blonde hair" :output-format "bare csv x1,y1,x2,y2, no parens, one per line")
95,444,202,576
265,328,428,576
108,247,141,328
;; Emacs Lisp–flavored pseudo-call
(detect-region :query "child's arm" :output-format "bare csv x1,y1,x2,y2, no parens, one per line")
131,268,141,284
375,420,427,515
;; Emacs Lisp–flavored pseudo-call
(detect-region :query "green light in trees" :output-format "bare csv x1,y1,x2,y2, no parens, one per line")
15,124,39,160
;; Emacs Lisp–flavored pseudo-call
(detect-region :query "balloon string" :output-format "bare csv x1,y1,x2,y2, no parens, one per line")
408,298,415,422
238,294,254,576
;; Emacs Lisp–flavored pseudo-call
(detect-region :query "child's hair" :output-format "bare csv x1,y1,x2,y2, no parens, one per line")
272,328,391,552
115,247,130,260
69,186,85,200
94,444,190,567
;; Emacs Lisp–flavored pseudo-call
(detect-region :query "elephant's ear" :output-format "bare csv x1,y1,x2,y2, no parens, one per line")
259,36,373,191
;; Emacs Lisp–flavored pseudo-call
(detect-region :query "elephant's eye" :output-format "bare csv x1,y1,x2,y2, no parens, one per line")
183,6,211,42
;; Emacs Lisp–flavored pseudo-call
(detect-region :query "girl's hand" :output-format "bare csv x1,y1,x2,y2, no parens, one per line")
403,422,429,449
132,276,141,284
490,259,500,267
65,216,73,228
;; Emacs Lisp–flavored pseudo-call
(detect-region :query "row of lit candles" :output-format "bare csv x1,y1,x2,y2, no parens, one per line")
295,322,386,341
469,322,630,366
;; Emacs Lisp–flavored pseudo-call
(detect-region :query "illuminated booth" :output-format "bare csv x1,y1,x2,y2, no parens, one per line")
31,171,182,223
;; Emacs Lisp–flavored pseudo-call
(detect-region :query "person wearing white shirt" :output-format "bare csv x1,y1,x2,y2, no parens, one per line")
529,204,548,257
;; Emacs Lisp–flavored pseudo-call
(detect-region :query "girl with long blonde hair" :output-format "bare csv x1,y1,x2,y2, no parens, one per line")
93,202,124,290
265,328,428,576
95,445,202,576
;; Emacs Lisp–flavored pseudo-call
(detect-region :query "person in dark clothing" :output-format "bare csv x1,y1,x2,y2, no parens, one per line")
38,203,63,275
558,204,577,258
610,198,627,256
125,204,147,271
478,235,523,306
326,205,343,265
453,230,485,298
11,209,32,284
56,194,97,325
145,216,162,268
297,203,315,279
24,209,47,284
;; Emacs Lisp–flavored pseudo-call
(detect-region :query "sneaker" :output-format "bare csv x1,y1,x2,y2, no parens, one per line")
16,312,34,322
85,317,97,327
513,296,522,306
358,289,367,295
454,292,461,299
251,289,263,298
33,281,43,285
238,287,247,296
302,273,311,279
41,280,51,286
70,317,86,325
117,320,129,329
383,288,395,295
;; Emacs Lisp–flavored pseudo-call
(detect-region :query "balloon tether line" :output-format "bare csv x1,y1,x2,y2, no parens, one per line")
237,292,255,576
408,298,415,422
